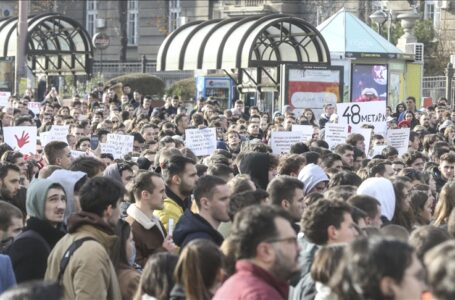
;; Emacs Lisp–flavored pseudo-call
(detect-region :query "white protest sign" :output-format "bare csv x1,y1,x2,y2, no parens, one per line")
324,123,349,150
386,128,410,156
106,134,134,159
351,127,372,156
337,101,387,134
100,143,117,156
185,128,217,157
0,91,11,107
27,102,41,114
270,131,305,154
370,145,387,158
4,126,37,154
40,126,69,147
71,150,87,159
291,125,314,142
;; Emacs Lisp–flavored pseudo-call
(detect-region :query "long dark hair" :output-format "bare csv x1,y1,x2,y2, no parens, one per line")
112,219,131,268
392,180,415,231
174,239,225,300
330,236,414,300
134,252,178,300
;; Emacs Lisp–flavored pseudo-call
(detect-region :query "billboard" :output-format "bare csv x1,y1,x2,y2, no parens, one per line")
282,65,343,119
351,64,388,102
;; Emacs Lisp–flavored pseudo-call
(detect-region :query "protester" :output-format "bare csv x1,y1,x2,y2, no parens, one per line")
3,78,455,300
45,177,125,299
6,178,66,283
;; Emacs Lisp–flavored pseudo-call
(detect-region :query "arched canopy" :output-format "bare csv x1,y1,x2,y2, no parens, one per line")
0,13,93,75
157,14,331,71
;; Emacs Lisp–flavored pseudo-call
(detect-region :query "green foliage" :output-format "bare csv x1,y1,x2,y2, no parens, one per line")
108,73,165,96
166,78,196,100
415,19,436,45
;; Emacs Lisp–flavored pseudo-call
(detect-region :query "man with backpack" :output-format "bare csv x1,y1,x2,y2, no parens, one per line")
45,177,125,300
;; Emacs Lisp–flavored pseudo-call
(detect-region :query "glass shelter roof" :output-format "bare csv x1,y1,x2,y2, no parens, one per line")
0,13,93,75
157,14,331,71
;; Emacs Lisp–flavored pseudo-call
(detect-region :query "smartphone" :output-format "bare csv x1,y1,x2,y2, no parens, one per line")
90,135,99,150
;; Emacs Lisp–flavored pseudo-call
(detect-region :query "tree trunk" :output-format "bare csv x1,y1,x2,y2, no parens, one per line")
119,0,128,62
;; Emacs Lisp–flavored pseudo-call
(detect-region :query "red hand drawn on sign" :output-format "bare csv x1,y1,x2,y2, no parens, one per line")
15,131,29,148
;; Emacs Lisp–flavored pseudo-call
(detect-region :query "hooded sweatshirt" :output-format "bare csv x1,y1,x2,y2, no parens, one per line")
26,178,66,220
357,177,396,221
238,152,271,190
48,169,87,221
103,163,122,184
7,179,66,283
298,164,329,195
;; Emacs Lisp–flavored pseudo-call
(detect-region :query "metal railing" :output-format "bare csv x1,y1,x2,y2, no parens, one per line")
92,60,193,87
234,0,266,6
422,76,455,103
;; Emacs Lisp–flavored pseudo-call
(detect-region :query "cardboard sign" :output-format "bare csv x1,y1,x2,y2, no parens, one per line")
386,128,410,156
0,91,11,107
27,102,41,114
337,101,387,134
4,126,37,154
351,127,372,156
324,123,349,150
270,131,305,154
291,125,314,142
185,128,217,157
106,134,134,159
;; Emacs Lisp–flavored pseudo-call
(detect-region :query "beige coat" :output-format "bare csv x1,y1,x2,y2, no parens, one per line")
45,224,122,300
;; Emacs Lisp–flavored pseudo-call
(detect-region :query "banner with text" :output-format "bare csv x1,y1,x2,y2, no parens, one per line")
0,91,11,107
324,123,349,150
105,134,134,159
386,128,410,156
291,125,314,142
337,101,387,134
185,128,217,157
270,131,306,154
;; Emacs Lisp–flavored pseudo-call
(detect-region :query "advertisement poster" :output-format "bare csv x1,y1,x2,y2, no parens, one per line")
284,66,343,119
351,64,388,102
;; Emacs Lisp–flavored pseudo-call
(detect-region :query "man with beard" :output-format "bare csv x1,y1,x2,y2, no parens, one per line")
45,177,125,300
173,175,229,248
0,164,22,214
214,205,299,300
154,155,198,232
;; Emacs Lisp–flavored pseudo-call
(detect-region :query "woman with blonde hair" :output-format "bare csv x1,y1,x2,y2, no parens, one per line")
433,181,455,226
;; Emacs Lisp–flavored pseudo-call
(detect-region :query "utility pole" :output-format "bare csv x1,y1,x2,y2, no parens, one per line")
15,0,29,95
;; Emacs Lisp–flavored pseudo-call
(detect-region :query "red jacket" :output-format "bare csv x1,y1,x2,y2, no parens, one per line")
213,260,289,300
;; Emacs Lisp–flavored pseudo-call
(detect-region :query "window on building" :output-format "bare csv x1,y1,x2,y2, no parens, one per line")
86,0,97,37
169,0,181,32
127,0,138,45
424,0,441,28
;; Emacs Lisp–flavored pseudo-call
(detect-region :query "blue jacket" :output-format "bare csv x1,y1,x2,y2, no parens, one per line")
173,210,224,248
0,254,16,293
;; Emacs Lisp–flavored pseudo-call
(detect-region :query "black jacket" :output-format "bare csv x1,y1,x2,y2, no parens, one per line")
5,217,65,283
172,210,224,248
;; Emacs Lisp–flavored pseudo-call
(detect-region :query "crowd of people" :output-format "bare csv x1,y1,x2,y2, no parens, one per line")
1,83,455,300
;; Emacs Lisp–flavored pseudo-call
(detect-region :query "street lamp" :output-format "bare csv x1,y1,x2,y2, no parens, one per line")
370,10,392,41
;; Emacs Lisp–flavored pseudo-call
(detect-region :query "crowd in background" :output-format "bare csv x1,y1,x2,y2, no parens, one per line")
1,83,455,300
